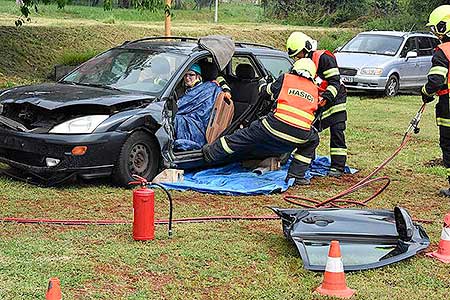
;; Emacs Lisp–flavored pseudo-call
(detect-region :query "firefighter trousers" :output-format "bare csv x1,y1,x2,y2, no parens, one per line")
329,121,347,172
439,125,450,184
203,118,320,180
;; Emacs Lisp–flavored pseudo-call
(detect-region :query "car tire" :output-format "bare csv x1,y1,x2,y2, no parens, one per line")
112,131,160,187
384,75,399,97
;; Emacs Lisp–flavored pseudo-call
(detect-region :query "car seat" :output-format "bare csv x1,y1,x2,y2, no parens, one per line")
201,61,235,143
201,61,219,81
206,92,234,144
229,63,259,121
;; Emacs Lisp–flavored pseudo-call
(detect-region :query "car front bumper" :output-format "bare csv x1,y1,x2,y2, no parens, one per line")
341,75,388,91
0,128,129,182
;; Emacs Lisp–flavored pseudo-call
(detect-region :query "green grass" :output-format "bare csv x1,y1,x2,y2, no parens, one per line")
56,49,100,66
1,94,450,299
0,0,267,24
0,8,444,299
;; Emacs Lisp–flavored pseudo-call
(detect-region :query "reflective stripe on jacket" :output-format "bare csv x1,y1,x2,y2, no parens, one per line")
312,50,336,90
273,74,319,130
436,43,450,93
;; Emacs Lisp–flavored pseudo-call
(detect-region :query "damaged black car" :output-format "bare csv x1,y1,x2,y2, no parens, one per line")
0,36,292,186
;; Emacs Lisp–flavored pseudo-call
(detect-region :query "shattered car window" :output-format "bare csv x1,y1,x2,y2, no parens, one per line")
63,49,187,94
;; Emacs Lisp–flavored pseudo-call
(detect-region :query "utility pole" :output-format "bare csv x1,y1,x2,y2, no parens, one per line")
165,0,172,36
214,0,218,23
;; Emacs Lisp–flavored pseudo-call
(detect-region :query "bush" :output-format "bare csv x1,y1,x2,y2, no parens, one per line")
265,0,450,29
264,0,368,26
317,31,356,52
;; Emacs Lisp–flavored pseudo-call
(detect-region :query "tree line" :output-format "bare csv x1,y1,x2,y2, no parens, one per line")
15,0,450,29
263,0,449,30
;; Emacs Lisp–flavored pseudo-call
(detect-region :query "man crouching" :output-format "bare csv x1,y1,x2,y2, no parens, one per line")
203,58,321,186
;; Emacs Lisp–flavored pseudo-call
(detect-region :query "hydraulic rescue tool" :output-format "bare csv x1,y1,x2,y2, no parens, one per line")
128,175,173,240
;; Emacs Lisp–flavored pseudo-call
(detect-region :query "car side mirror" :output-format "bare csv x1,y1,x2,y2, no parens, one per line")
405,51,418,60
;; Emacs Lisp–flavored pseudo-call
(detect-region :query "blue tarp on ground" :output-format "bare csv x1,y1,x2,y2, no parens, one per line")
174,81,222,151
162,156,358,196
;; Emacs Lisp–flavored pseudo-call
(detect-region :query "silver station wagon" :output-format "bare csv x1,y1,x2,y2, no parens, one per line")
334,31,440,96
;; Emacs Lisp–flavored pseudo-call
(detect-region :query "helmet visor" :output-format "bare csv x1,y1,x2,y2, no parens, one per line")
430,25,438,34
430,21,448,35
287,48,298,57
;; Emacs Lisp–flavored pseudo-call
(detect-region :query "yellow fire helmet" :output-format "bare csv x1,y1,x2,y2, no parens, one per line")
286,32,314,58
292,58,317,79
427,5,450,36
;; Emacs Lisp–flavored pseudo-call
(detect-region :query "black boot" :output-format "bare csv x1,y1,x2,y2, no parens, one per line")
294,178,311,186
439,188,450,197
285,174,310,186
328,168,344,178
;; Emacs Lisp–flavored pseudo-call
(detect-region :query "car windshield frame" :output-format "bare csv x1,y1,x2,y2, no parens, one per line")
339,34,404,56
61,48,188,96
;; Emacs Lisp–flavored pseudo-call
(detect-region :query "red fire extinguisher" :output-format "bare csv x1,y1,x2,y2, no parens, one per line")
129,175,173,241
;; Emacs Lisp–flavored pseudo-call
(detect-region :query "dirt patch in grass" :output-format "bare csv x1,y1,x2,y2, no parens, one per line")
242,220,280,235
74,263,174,298
424,158,444,167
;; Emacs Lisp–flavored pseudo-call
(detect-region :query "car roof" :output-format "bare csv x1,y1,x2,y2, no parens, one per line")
118,36,288,57
358,30,437,38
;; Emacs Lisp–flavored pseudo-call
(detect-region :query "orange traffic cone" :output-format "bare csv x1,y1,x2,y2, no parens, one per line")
45,277,62,300
427,213,450,263
315,240,356,299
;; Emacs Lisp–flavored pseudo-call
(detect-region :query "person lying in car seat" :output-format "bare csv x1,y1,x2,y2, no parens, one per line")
173,63,230,151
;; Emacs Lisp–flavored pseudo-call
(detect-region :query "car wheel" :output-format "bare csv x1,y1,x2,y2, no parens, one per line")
113,131,160,186
384,75,399,97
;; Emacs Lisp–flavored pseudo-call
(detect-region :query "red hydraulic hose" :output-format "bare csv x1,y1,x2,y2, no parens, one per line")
0,215,280,226
284,104,426,209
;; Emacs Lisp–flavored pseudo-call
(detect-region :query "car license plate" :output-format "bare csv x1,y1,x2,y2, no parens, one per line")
341,76,354,83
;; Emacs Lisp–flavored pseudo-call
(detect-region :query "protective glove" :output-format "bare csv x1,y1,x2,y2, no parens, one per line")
421,90,434,103
223,91,232,100
264,74,274,83
318,97,327,107
321,91,335,105
258,78,268,94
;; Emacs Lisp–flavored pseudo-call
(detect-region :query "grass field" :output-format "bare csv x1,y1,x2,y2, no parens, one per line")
0,0,268,24
1,4,450,299
1,94,449,299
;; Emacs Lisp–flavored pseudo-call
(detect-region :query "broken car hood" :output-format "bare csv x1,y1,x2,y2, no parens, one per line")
0,83,155,110
271,206,430,271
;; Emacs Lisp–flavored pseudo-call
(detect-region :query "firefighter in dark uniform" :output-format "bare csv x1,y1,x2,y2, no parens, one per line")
422,5,450,196
286,32,348,177
203,58,320,185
